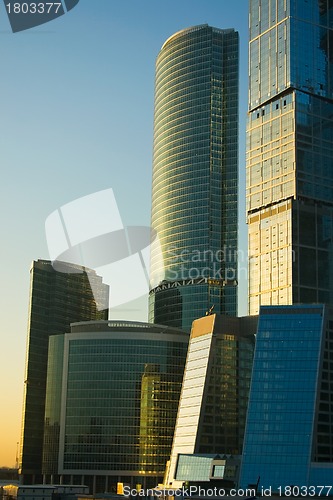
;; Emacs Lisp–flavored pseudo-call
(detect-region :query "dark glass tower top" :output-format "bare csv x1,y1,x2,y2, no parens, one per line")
249,0,333,110
149,25,239,330
20,259,108,484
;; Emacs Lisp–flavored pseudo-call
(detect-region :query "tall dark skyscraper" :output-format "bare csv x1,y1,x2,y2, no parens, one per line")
149,25,239,331
247,0,333,314
240,1,333,488
19,259,108,484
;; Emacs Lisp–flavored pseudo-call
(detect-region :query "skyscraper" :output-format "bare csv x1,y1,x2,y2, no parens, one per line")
20,259,109,484
241,2,333,487
165,313,257,487
149,25,239,330
247,0,333,315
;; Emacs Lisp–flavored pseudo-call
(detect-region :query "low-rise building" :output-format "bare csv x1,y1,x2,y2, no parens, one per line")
17,485,89,500
42,320,189,493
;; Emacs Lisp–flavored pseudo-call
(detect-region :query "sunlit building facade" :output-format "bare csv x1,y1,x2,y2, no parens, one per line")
149,25,239,330
20,260,108,484
42,321,189,494
166,314,257,487
247,0,333,314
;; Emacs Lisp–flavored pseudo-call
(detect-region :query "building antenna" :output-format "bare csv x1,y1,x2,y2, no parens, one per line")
205,305,215,316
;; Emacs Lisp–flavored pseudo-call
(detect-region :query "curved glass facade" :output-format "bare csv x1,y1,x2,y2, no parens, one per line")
42,321,188,492
149,25,239,330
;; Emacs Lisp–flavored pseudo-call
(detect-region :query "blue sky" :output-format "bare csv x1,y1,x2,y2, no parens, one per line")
0,0,249,466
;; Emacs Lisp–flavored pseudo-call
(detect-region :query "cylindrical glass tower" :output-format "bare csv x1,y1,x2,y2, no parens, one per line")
42,321,189,492
149,25,239,330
